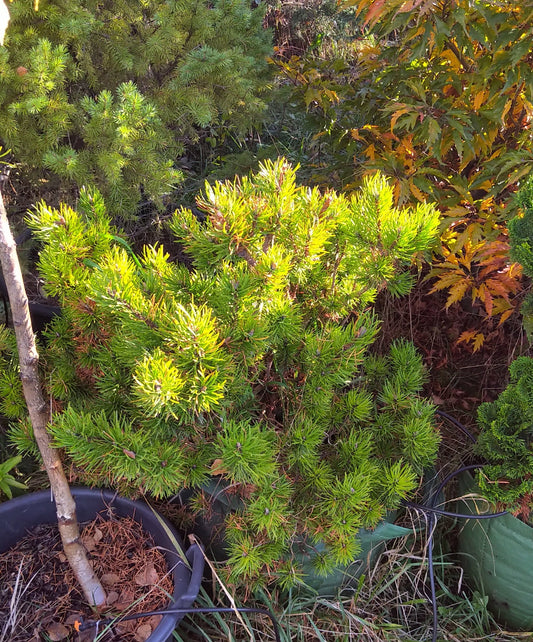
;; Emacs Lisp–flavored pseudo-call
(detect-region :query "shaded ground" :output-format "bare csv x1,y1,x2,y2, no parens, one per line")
376,278,531,426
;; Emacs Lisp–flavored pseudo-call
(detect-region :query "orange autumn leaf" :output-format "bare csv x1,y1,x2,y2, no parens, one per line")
445,278,471,308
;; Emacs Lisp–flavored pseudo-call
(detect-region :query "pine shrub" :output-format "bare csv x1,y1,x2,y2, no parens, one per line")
475,356,533,519
472,175,533,518
509,175,533,335
0,0,272,214
5,158,441,588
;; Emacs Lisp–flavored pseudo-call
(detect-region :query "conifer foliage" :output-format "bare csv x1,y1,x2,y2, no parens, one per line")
7,159,441,588
0,0,271,214
473,177,533,520
475,356,533,521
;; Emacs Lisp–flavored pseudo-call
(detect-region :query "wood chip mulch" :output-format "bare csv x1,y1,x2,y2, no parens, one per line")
0,513,174,642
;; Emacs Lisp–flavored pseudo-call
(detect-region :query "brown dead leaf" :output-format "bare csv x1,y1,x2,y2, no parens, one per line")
101,572,121,586
115,587,135,610
134,623,153,641
93,527,103,543
134,562,159,586
46,622,69,641
210,458,228,475
81,535,96,552
65,613,83,626
147,615,162,629
116,619,136,634
106,590,119,605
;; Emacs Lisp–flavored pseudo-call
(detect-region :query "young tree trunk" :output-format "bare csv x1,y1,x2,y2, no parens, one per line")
0,189,106,607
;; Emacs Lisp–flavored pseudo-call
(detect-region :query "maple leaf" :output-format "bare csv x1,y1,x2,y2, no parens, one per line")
445,279,472,308
456,330,485,352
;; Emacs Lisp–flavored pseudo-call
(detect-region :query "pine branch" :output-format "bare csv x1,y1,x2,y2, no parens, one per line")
0,188,106,607
0,0,9,46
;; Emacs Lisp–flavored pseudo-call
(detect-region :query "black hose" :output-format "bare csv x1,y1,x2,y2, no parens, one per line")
404,501,507,519
78,606,282,642
59,411,506,642
435,409,477,444
407,412,508,642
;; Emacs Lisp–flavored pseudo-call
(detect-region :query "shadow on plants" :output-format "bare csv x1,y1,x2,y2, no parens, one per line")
0,227,61,333
403,410,507,642
0,487,206,642
78,607,282,642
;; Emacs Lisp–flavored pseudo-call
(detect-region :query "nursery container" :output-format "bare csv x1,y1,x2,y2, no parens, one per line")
292,518,411,595
0,487,204,642
456,472,533,630
182,479,411,596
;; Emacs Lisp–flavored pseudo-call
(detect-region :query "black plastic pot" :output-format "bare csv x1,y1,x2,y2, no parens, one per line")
0,487,204,642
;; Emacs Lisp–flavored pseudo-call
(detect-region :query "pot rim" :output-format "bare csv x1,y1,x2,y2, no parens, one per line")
0,486,204,642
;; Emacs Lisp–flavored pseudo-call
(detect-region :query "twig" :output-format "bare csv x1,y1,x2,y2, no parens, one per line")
188,534,253,642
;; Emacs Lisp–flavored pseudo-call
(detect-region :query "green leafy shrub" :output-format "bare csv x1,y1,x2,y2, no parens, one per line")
7,158,440,588
271,0,533,339
0,0,272,214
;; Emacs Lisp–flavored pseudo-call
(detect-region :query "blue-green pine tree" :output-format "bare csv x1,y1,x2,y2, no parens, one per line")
0,0,272,214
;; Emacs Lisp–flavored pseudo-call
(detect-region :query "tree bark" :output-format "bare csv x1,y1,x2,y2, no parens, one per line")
0,189,106,607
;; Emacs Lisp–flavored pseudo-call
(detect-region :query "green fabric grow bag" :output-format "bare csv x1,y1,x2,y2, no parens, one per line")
457,471,533,630
181,478,411,596
292,519,411,596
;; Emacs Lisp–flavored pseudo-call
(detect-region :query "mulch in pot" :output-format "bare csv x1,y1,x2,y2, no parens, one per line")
0,513,174,642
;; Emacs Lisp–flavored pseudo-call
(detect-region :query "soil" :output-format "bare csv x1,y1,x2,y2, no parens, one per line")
0,514,174,642
375,278,532,420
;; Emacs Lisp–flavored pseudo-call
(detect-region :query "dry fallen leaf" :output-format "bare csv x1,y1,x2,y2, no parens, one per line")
65,613,84,626
106,590,119,605
134,623,153,641
210,458,228,475
134,562,159,586
147,615,162,629
101,572,121,587
46,622,69,641
81,534,96,552
115,587,136,610
116,620,136,635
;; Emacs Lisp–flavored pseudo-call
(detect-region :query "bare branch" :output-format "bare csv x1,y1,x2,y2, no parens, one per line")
0,189,106,607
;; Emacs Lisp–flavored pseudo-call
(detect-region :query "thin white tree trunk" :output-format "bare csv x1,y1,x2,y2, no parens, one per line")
0,189,106,607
